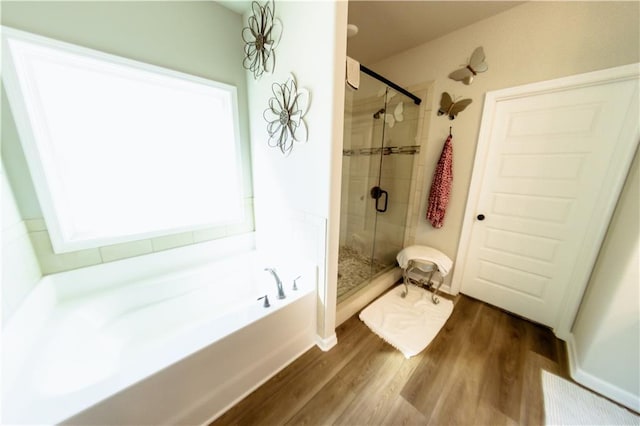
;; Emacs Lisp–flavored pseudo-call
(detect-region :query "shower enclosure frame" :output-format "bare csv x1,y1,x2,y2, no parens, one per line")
360,64,422,106
337,67,431,324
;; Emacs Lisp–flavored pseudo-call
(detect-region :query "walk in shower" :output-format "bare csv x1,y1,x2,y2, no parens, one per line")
338,69,421,302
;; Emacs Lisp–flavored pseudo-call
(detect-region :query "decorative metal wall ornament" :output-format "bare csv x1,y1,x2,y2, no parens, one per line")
448,46,488,85
263,73,309,156
437,92,472,120
242,0,283,79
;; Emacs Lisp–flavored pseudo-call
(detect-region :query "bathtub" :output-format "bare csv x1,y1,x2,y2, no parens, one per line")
2,234,317,424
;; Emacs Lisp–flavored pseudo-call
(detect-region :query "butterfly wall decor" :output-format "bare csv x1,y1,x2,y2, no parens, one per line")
448,46,488,85
437,92,472,120
377,87,397,100
384,102,404,128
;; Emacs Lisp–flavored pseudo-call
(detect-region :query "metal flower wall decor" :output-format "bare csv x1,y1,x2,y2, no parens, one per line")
263,74,309,156
242,0,283,79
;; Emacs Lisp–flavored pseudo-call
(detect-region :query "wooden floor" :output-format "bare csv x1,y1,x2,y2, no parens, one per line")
211,294,568,425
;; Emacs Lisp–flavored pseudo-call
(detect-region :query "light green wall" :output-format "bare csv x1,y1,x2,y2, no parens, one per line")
1,1,254,274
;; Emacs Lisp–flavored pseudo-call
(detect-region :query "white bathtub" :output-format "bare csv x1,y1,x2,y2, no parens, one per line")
2,235,317,424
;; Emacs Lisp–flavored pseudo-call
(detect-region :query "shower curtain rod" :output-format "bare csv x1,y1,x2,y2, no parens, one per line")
360,64,422,105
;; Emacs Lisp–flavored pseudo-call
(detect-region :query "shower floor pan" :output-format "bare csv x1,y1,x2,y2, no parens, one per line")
337,246,388,301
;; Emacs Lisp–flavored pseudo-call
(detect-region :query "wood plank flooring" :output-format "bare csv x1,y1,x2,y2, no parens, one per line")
211,294,568,425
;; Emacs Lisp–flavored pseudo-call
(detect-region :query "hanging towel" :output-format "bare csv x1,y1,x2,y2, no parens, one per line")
426,135,453,228
346,56,360,90
396,245,453,276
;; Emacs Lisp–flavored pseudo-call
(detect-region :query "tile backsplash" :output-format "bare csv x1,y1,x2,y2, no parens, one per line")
2,168,42,322
24,197,255,275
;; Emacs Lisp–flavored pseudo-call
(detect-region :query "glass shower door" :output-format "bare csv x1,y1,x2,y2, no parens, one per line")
370,90,419,275
338,74,419,302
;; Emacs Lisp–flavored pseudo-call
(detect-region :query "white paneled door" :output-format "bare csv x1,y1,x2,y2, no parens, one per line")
455,65,639,331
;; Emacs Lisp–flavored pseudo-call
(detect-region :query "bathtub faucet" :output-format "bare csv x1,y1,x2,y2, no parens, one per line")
264,268,286,299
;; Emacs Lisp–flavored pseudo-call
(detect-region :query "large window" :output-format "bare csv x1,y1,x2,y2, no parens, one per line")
2,27,245,253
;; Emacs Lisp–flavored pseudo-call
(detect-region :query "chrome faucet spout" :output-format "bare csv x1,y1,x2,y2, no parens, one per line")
264,268,286,299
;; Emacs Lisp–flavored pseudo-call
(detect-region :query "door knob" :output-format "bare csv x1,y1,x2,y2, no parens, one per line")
477,214,485,221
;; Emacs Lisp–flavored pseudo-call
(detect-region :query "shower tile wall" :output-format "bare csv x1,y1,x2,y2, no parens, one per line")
404,89,431,248
2,168,41,322
23,198,255,274
373,103,418,266
341,89,419,268
341,91,379,259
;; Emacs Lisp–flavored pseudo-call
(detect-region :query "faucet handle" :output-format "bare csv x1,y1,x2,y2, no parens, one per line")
293,276,301,291
257,295,270,308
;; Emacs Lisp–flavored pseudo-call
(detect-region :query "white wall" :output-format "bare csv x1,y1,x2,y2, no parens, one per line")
246,1,347,343
569,149,639,411
1,166,41,323
369,1,640,288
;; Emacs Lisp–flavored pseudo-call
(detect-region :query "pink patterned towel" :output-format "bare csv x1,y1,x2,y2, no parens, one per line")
426,135,453,228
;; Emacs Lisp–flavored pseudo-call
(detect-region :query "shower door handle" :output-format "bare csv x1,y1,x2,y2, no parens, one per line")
377,189,388,212
371,186,388,213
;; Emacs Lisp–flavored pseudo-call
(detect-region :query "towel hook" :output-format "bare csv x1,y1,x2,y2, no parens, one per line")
449,126,452,137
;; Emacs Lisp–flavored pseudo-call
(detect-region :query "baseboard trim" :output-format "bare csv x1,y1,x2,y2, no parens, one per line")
315,333,338,351
195,334,316,426
566,334,640,412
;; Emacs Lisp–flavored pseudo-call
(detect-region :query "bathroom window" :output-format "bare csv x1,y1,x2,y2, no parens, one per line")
2,27,245,253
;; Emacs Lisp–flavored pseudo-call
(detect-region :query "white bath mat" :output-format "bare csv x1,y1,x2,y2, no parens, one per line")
359,285,453,358
542,370,639,425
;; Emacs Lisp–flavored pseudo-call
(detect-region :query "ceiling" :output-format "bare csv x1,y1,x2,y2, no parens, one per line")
219,1,523,65
347,1,523,64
